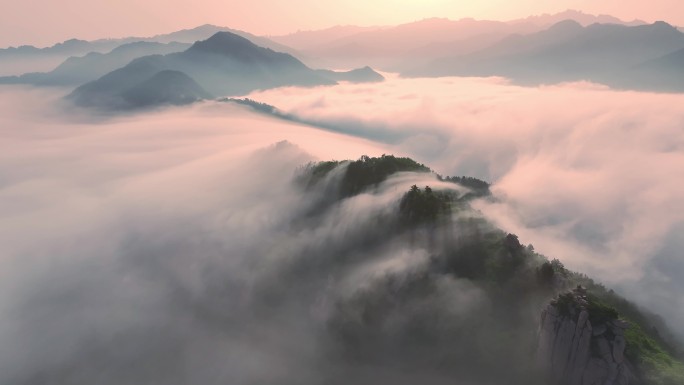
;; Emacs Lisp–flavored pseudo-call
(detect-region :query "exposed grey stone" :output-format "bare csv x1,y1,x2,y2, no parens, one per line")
582,358,609,385
569,321,593,385
592,324,607,336
536,291,631,385
606,361,619,384
547,304,560,316
613,336,626,364
566,311,589,376
616,363,631,385
597,337,613,361
537,306,560,371
551,318,578,382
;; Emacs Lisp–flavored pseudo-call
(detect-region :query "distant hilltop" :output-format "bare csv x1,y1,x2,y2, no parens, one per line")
66,31,384,111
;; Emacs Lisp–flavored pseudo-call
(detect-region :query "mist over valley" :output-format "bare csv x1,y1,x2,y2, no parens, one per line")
2,6,684,384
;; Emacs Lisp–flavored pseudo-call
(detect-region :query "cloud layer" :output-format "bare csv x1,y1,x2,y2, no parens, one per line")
2,75,684,383
249,75,684,338
0,88,398,384
2,87,527,384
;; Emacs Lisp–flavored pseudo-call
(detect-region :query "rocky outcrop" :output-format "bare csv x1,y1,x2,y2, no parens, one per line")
536,286,633,385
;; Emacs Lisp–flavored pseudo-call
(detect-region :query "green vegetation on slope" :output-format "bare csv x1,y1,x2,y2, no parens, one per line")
399,185,454,226
626,323,684,385
299,154,490,199
543,261,684,384
298,155,683,385
336,155,431,197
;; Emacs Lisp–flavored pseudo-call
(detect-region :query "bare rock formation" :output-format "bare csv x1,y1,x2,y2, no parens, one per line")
536,286,634,385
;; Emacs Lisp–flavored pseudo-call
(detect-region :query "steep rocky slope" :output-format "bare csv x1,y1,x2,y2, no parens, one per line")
537,286,633,385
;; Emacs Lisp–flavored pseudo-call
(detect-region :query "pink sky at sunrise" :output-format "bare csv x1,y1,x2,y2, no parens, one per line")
1,0,683,48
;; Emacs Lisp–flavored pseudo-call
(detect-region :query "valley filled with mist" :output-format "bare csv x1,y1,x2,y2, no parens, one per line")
2,6,684,385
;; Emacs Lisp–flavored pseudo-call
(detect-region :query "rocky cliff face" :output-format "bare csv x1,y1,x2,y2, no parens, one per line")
537,286,634,385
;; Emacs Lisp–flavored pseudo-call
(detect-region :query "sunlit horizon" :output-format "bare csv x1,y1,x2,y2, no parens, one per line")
2,3,684,384
2,0,683,47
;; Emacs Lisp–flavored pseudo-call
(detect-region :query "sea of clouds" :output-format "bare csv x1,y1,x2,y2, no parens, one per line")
1,76,684,383
250,75,684,339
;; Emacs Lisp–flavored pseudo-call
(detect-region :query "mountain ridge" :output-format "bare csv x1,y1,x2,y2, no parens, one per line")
405,20,684,92
268,10,655,71
0,41,190,86
68,31,383,110
297,154,684,385
0,25,300,77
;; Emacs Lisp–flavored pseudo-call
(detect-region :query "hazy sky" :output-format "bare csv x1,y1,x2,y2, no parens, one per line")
1,0,683,47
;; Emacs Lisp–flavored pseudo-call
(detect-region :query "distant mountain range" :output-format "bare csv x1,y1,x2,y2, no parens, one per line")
117,70,213,109
509,9,645,28
3,10,684,101
0,25,298,77
0,41,190,86
405,20,684,92
315,66,385,83
134,24,295,54
625,47,684,91
67,31,384,110
269,10,649,71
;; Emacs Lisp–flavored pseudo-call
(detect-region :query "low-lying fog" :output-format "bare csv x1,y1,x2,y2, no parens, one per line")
249,75,684,338
1,75,683,383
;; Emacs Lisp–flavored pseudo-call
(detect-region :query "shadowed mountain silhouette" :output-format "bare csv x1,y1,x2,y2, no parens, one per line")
0,38,125,77
270,11,647,71
623,46,684,91
186,30,294,59
1,38,103,55
68,31,383,110
510,9,646,28
0,41,190,86
67,62,210,110
121,70,212,108
0,25,299,77
315,66,385,82
145,24,298,55
66,56,212,110
405,20,684,92
269,25,382,51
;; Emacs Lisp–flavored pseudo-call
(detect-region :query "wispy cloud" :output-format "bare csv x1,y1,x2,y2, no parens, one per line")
249,75,684,338
0,87,494,384
3,75,684,383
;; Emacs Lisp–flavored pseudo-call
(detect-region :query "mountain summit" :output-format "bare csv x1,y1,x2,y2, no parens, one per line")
407,20,684,91
186,31,269,57
69,31,383,110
